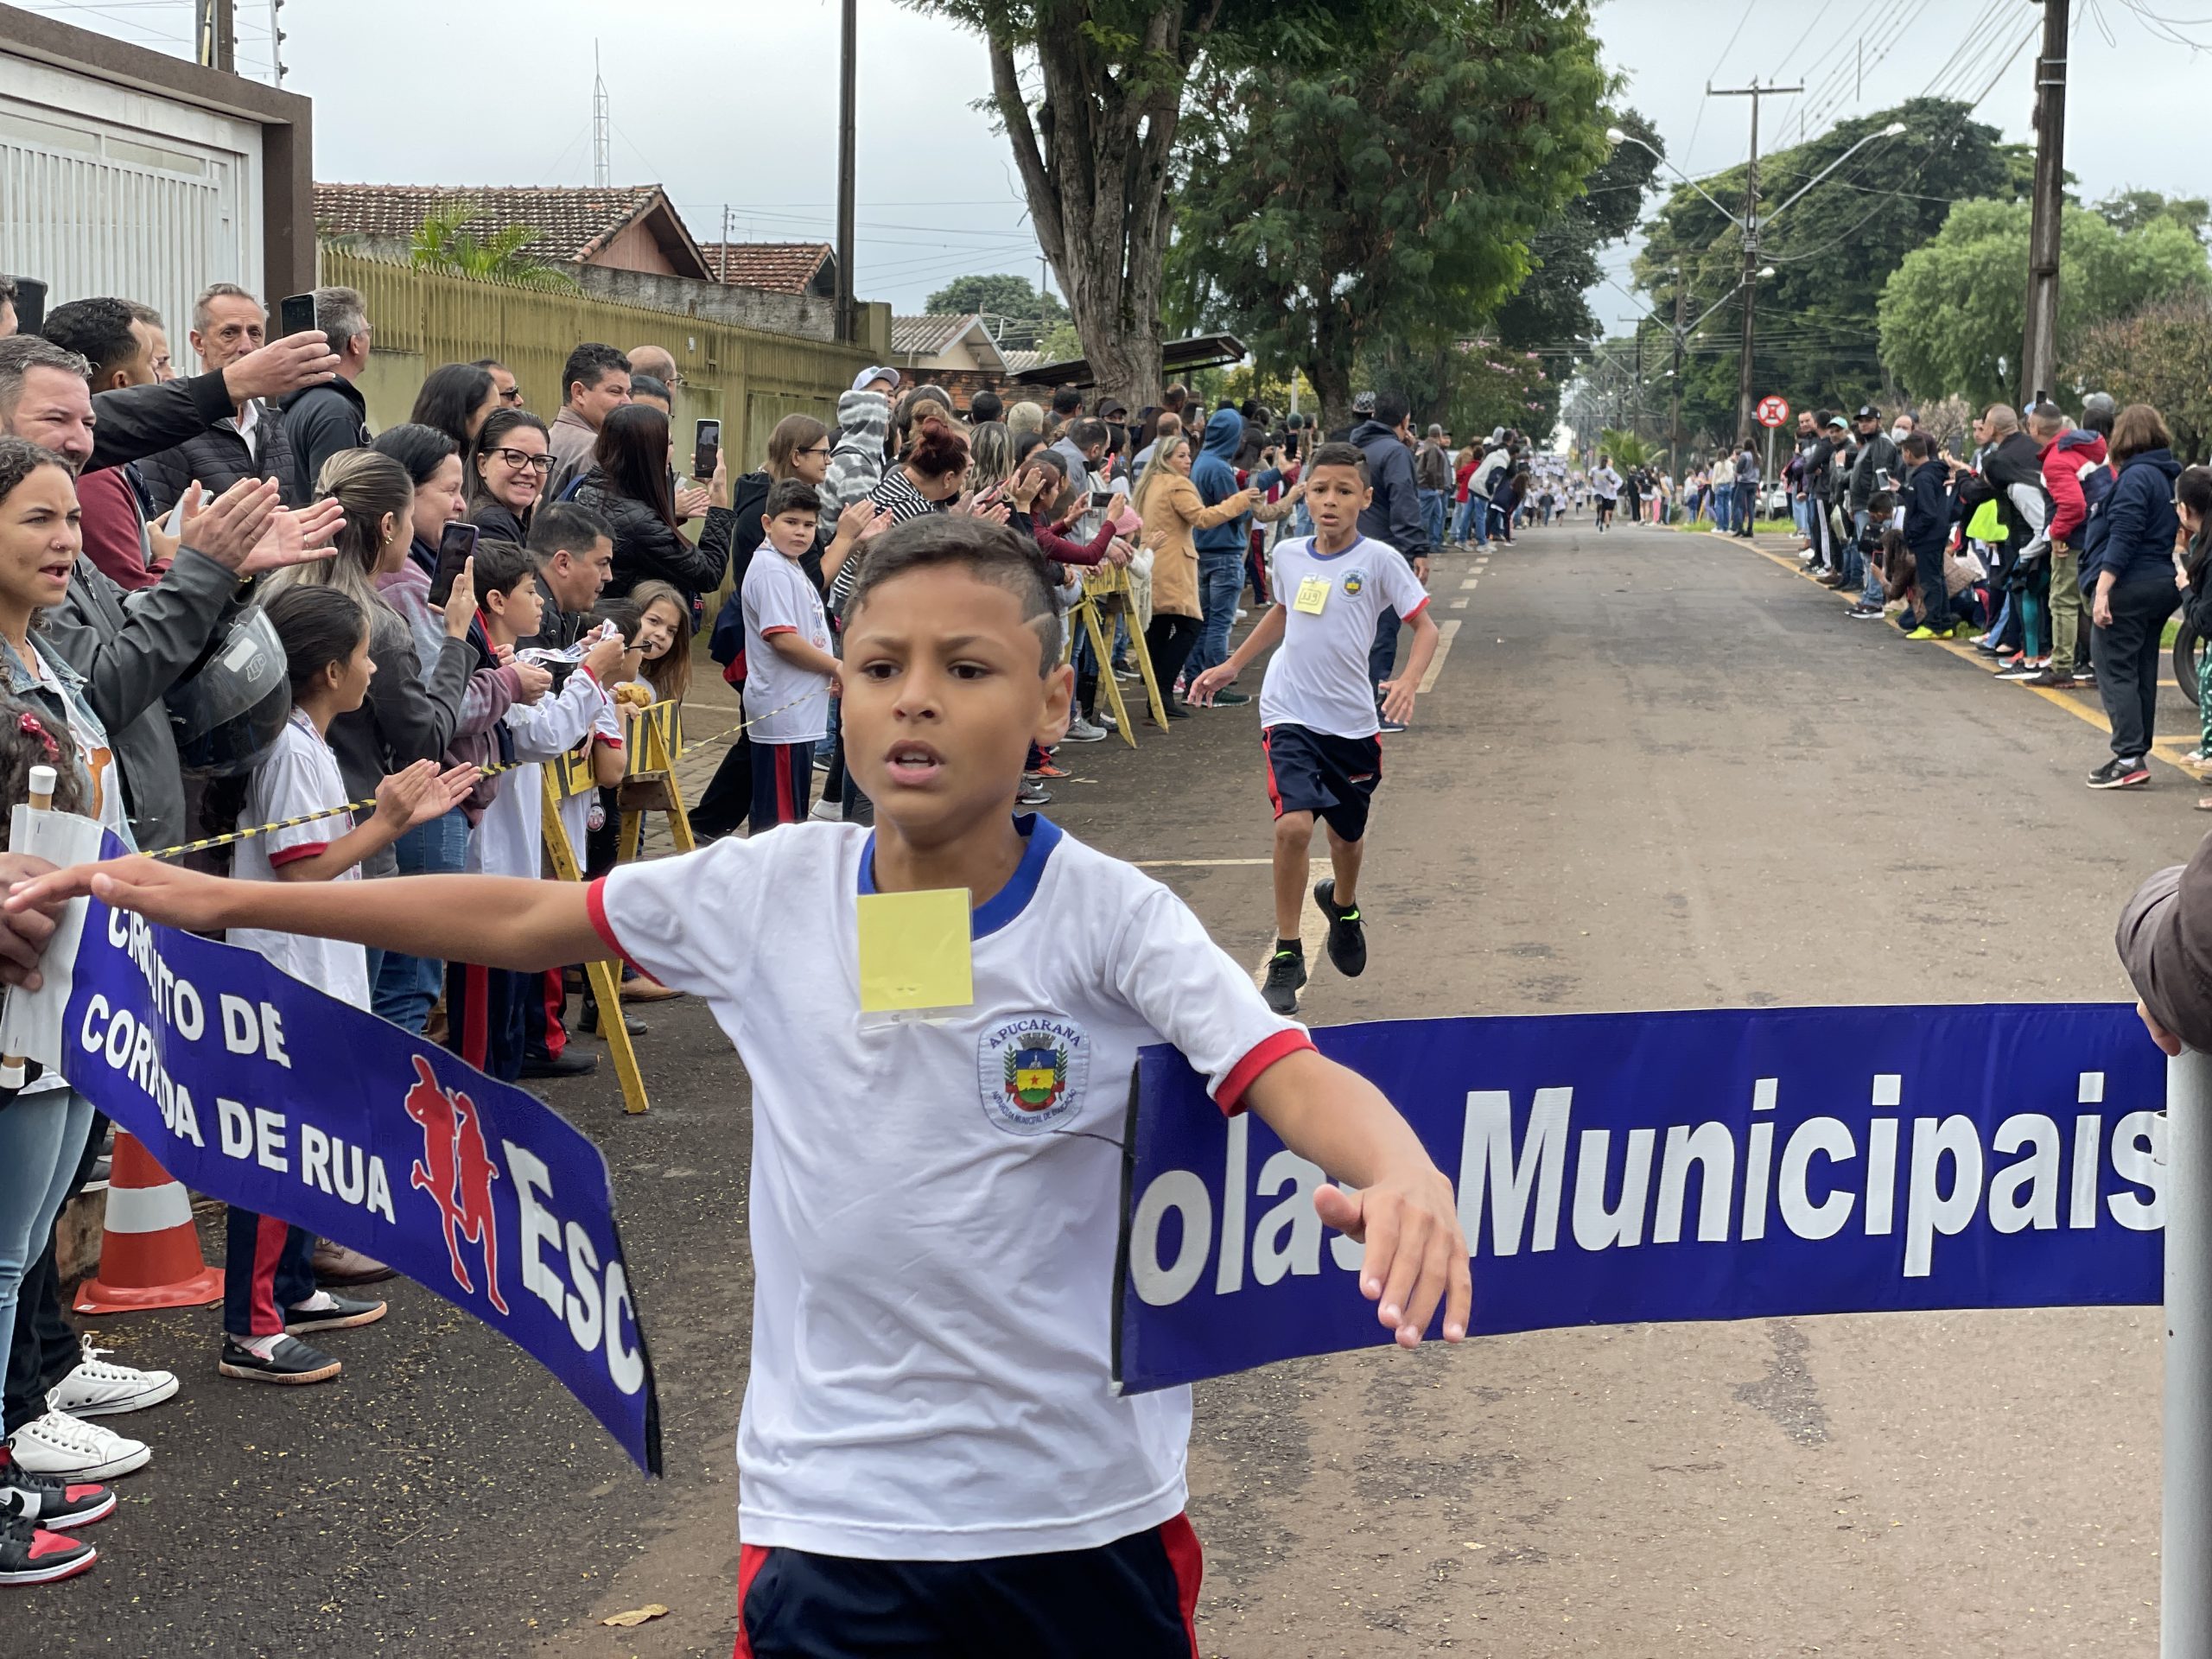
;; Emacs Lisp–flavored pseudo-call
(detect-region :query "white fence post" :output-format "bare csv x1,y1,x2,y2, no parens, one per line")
2167,1048,2212,1658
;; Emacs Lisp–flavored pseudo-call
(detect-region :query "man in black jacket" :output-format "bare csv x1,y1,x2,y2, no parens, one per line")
137,283,300,518
1351,390,1431,723
1846,405,1898,542
86,327,334,474
1805,412,1845,576
279,284,372,499
1897,431,1956,638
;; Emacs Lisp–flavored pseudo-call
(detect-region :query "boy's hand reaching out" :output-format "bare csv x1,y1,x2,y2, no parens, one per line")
1313,1166,1471,1347
1377,677,1417,726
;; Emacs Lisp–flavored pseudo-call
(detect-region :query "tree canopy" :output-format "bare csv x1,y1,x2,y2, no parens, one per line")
1878,199,2212,409
1630,98,2028,442
1164,0,1608,430
408,202,576,292
924,272,1067,350
2067,294,2212,461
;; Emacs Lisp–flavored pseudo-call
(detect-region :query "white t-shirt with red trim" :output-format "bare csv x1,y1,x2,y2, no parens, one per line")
555,693,626,855
588,814,1310,1560
1260,534,1431,739
229,711,372,1010
741,549,833,746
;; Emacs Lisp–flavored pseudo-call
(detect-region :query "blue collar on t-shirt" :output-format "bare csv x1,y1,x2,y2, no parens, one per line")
1305,534,1365,563
856,812,1064,940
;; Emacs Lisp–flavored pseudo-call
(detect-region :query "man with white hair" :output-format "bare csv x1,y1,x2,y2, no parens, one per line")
279,284,373,499
137,283,300,518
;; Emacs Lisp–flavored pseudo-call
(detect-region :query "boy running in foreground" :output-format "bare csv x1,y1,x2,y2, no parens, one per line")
14,516,1468,1657
1190,442,1440,1016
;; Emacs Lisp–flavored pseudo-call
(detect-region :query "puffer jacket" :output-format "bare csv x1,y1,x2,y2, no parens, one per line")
572,471,727,607
135,402,301,518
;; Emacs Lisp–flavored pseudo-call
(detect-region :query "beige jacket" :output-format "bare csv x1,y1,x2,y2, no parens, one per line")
1138,474,1297,619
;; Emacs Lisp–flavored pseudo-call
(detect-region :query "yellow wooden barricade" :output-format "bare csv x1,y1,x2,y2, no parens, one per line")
1065,563,1166,747
539,698,694,1116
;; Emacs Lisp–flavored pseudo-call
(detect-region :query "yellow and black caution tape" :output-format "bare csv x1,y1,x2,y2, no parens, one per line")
144,692,809,861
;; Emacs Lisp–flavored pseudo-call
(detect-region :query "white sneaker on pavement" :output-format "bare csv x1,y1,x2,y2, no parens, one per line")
1062,716,1109,742
6,1409,149,1481
46,1338,179,1419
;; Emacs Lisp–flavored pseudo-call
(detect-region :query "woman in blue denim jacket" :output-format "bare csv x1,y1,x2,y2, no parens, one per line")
0,436,141,1584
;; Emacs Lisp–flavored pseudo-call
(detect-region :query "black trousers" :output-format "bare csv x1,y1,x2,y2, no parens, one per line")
690,727,753,841
1143,613,1201,702
2092,574,2183,762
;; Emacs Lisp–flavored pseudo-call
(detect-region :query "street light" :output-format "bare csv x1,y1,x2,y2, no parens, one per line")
1604,119,1908,444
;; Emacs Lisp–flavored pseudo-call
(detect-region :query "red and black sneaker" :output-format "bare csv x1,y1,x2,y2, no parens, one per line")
0,1454,116,1530
0,1510,98,1585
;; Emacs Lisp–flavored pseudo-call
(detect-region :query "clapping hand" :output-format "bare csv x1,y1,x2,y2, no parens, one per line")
373,760,479,832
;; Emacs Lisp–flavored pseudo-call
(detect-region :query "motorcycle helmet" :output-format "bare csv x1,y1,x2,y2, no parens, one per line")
167,606,291,779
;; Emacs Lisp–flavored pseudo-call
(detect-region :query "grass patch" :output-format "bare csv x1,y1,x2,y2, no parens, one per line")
1665,519,1797,536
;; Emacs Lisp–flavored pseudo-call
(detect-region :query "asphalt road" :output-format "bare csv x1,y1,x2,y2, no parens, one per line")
54,516,2193,1656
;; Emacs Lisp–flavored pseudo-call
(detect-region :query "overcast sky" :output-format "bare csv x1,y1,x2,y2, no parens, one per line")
41,0,2212,331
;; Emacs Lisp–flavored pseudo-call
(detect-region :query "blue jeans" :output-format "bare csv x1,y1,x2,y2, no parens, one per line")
1792,496,1811,537
1714,488,1733,532
1734,483,1755,531
1419,489,1446,548
372,807,471,1033
1187,549,1246,680
0,1090,93,1418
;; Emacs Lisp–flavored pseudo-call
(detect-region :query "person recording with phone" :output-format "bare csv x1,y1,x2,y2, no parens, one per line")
572,404,725,613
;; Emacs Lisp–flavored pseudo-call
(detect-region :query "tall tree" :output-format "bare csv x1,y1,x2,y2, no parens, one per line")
1491,107,1662,363
1879,200,2211,408
2067,295,2212,460
1632,98,2028,439
911,1,1402,406
1165,0,1609,429
924,272,1068,350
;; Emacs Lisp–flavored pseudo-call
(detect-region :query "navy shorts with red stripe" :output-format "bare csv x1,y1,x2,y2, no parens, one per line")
734,1513,1202,1658
1262,722,1383,842
749,741,815,836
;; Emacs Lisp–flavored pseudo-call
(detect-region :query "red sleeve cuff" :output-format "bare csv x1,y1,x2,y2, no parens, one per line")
1402,594,1432,623
1213,1027,1316,1116
268,842,328,868
584,875,637,969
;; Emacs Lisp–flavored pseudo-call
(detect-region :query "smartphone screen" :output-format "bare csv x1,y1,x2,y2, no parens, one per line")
276,292,320,340
10,277,47,337
426,522,480,607
1089,490,1115,511
693,418,721,481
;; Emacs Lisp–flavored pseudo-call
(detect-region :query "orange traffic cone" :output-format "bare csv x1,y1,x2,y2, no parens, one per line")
74,1131,221,1313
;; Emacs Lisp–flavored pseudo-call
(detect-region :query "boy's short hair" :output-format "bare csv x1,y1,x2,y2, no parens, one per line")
845,515,1063,675
590,598,643,644
471,537,537,599
1305,441,1370,481
1901,431,1936,461
528,501,613,563
764,477,822,521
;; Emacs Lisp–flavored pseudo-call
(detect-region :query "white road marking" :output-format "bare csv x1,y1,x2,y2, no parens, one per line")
1459,577,1479,590
1417,619,1462,693
1450,597,1469,610
1135,857,1273,868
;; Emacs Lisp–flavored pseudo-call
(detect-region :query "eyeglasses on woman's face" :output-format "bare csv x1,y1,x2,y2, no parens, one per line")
489,448,555,474
798,442,832,459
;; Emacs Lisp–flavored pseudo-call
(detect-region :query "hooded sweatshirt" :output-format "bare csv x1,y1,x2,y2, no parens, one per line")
2094,447,2183,586
1192,407,1278,556
2041,427,2108,547
820,390,892,542
1351,417,1427,563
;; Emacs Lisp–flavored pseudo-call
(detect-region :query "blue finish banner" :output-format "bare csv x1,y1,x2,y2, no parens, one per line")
1114,1005,2165,1395
49,835,659,1473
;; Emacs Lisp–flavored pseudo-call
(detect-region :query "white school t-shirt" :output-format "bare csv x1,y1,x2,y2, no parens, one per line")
471,667,611,879
555,694,626,858
588,815,1313,1560
741,551,833,746
1260,535,1431,740
228,711,372,1011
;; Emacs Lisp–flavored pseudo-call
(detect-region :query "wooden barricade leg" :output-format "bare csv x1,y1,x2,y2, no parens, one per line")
1120,596,1169,727
1080,598,1136,749
541,770,650,1115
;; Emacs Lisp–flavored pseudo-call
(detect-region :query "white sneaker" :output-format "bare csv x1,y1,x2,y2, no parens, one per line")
808,798,840,822
46,1338,179,1419
1062,716,1109,743
6,1409,149,1481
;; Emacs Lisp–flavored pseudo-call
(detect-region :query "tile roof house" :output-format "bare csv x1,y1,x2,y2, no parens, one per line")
696,242,837,300
313,182,715,281
890,313,1007,376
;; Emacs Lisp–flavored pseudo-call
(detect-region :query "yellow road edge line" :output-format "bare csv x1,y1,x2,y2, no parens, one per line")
1738,538,2196,774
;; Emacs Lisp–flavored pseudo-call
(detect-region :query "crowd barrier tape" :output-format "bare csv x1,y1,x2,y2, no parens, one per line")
0,815,662,1473
1114,1002,2166,1395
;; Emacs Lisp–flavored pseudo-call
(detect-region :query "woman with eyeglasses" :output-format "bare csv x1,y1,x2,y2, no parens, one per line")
465,408,553,544
690,413,889,840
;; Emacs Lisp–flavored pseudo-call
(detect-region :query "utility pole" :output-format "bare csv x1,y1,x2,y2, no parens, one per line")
591,43,611,188
720,205,731,285
835,0,858,345
2020,0,2070,404
194,0,234,72
1710,78,1802,445
268,0,285,84
1669,261,1687,479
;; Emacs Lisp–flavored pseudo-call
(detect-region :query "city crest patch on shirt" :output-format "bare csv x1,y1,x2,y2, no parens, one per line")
976,1015,1092,1135
1343,571,1365,595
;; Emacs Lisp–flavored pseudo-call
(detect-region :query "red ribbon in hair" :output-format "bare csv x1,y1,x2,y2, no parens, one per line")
16,712,60,760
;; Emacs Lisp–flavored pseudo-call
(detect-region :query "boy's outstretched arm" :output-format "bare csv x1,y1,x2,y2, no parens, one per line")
1243,1047,1471,1347
7,858,609,973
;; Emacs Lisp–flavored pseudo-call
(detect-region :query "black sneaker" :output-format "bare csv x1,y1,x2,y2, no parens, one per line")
1313,879,1367,978
1847,601,1885,619
2087,757,2150,790
284,1294,386,1336
1210,690,1251,707
1376,715,1408,734
1261,950,1306,1015
218,1335,342,1385
521,1048,597,1079
0,1459,114,1529
0,1510,97,1584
